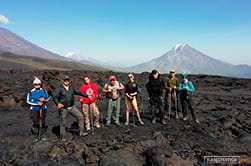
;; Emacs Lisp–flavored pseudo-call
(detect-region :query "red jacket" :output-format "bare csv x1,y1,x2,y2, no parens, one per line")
79,76,99,104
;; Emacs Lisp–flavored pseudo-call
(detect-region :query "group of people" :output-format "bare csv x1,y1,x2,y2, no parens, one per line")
27,70,199,142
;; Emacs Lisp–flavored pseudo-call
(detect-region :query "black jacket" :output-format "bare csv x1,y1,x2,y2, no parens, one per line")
53,84,88,108
146,74,164,97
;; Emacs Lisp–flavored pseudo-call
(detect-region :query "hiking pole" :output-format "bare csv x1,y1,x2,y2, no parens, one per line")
174,89,178,119
38,109,43,141
98,97,104,128
168,88,172,121
88,104,94,136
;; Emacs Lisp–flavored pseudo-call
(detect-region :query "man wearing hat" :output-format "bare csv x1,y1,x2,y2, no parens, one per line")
102,75,124,126
53,75,92,140
27,77,49,142
164,69,179,119
178,73,199,123
146,69,166,124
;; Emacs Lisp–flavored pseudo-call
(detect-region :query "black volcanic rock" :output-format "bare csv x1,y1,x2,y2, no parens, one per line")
0,70,251,165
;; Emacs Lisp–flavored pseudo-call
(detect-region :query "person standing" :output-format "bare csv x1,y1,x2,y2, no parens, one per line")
27,77,49,142
79,76,100,131
164,69,179,119
102,75,124,126
53,75,91,140
124,73,144,126
146,69,166,124
178,73,199,123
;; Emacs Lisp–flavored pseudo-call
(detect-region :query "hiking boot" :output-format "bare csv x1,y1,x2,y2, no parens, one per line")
33,138,39,143
41,135,47,141
95,123,101,128
115,122,120,126
125,121,129,126
152,118,156,124
105,122,111,126
79,131,88,137
139,119,144,125
161,120,167,125
195,119,200,124
183,117,188,121
61,138,67,142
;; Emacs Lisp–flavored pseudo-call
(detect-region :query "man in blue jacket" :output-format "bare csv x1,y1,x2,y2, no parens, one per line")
27,77,49,141
178,74,199,123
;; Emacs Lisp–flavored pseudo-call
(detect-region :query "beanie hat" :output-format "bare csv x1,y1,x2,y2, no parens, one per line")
33,77,41,84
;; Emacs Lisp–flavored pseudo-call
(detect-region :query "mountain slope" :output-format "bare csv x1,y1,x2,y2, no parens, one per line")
0,27,67,60
0,52,108,71
127,44,251,78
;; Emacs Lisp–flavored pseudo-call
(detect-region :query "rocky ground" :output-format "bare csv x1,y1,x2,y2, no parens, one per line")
0,69,250,166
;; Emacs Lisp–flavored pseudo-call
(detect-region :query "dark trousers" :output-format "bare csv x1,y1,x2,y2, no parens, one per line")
32,109,47,128
150,96,164,120
59,106,84,139
180,93,196,120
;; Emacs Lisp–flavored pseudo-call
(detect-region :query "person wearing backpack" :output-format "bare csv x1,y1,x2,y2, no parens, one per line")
27,77,49,142
79,76,100,131
178,73,199,123
124,73,144,126
102,75,124,126
146,69,166,125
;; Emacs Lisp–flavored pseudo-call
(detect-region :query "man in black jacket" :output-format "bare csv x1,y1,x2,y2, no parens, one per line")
53,75,92,140
146,70,166,125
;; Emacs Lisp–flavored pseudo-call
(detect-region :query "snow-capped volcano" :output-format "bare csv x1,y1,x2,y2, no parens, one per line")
127,44,251,78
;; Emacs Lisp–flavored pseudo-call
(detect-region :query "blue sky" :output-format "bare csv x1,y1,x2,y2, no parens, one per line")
1,0,251,66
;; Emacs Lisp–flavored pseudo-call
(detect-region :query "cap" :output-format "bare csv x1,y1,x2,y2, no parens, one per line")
109,75,116,81
151,69,158,74
182,73,188,77
170,69,176,73
33,77,41,84
63,75,71,80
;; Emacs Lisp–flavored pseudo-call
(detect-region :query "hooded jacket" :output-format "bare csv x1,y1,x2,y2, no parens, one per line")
27,88,49,111
79,76,99,104
146,73,164,97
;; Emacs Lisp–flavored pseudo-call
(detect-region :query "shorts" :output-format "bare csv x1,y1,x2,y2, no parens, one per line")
125,96,137,106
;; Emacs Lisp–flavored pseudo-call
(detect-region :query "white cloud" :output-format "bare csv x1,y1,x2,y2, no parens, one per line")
0,14,10,24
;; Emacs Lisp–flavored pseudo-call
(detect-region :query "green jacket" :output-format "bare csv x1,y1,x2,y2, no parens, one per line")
164,77,179,89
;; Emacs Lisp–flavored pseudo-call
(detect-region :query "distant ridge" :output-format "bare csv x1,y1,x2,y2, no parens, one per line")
0,27,67,60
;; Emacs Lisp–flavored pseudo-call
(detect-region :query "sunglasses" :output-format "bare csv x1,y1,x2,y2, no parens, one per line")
128,76,133,78
64,79,70,82
110,79,115,81
34,84,41,86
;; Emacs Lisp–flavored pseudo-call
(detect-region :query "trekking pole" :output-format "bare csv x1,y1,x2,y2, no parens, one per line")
98,97,104,128
168,88,172,121
88,104,94,136
132,106,135,125
38,109,43,141
174,89,178,119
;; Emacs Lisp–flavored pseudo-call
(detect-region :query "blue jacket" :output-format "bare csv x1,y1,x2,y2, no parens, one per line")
27,88,49,111
178,80,195,94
